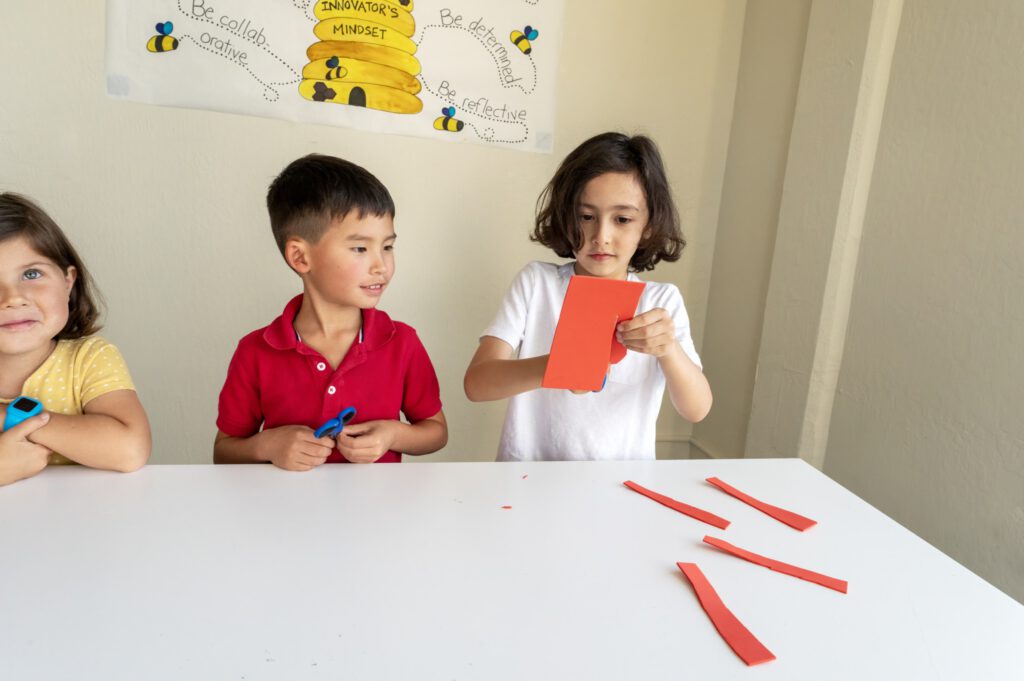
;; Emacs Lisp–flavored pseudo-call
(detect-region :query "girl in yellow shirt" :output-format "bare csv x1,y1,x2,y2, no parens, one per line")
0,193,151,485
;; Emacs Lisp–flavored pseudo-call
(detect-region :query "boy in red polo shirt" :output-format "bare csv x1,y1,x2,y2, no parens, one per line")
213,154,447,469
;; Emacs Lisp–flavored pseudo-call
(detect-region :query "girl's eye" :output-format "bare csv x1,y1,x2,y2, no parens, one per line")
23,269,43,280
384,244,395,251
616,216,633,225
352,247,367,253
578,214,595,222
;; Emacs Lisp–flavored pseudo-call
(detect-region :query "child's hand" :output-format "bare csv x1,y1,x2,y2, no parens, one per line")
258,426,335,472
335,420,398,464
0,413,51,486
616,308,677,358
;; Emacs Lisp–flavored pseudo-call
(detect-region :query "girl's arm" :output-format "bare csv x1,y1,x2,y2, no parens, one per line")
0,412,51,485
26,390,151,472
617,310,713,422
464,337,549,402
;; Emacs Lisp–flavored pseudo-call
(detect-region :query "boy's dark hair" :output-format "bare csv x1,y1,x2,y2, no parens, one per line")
266,154,395,255
531,132,685,272
0,192,102,339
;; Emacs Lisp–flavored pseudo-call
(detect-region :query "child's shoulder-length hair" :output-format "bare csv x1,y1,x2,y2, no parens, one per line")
531,132,685,272
0,192,103,339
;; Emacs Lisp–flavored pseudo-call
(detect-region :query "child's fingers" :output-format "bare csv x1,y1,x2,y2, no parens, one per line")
617,309,667,332
2,412,51,440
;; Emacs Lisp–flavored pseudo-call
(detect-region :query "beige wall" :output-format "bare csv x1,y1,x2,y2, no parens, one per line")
823,0,1024,602
0,1,746,463
693,0,812,458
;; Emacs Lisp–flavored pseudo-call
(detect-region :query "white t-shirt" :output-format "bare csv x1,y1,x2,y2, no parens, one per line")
482,261,702,461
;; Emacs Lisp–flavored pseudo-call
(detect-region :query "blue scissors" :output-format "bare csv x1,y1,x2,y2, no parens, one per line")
314,406,357,438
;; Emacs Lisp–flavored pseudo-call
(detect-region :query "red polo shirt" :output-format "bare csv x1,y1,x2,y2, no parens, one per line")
216,295,443,463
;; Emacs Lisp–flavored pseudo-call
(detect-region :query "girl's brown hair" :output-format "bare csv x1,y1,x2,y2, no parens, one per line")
0,193,103,339
531,132,685,272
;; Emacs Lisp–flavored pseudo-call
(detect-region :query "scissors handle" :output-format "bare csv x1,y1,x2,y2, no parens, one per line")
314,406,358,438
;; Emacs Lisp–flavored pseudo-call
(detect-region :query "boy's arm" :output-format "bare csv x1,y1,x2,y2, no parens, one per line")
464,336,549,402
19,390,152,473
214,427,336,471
334,409,448,463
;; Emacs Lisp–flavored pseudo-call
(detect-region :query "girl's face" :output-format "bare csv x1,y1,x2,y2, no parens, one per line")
572,172,650,280
0,236,75,358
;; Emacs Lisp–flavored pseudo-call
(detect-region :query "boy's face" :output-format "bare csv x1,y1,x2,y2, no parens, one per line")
572,171,650,280
296,211,396,309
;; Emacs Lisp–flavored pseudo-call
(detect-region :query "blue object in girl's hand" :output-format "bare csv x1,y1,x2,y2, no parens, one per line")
315,406,357,438
3,396,44,432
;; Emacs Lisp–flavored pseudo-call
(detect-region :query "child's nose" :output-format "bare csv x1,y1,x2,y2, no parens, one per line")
0,283,28,308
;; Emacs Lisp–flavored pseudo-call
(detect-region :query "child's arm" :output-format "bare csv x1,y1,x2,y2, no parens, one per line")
0,412,51,486
19,391,151,472
213,427,336,471
464,337,549,401
334,410,447,464
617,310,713,422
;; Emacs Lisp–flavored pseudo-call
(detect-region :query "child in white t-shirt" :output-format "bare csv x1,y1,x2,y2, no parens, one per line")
464,133,712,461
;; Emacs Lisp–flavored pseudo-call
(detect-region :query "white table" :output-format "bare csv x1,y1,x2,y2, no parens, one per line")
2,459,1021,680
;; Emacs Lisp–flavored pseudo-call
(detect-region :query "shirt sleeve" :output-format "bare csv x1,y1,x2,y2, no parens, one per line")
480,262,536,353
661,284,703,369
401,330,443,423
216,337,264,437
78,340,136,405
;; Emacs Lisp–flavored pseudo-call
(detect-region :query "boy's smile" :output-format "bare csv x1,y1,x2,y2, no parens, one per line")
572,172,649,280
293,211,396,310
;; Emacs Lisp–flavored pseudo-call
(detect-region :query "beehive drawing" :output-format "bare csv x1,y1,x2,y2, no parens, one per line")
300,0,423,114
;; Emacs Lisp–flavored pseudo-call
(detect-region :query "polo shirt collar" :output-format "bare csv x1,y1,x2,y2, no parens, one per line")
262,294,396,352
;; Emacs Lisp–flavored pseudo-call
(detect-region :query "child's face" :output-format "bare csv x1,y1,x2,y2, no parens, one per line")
572,172,649,280
0,236,75,357
298,211,396,309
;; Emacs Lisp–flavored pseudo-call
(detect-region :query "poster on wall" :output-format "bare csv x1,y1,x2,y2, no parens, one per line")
106,1,564,152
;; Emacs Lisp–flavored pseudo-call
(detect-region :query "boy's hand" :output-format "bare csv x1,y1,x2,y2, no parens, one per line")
335,420,398,464
0,413,51,485
616,308,677,358
258,426,335,472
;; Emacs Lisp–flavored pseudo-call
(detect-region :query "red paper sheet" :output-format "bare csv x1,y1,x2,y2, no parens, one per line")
706,477,817,531
624,481,730,529
542,276,645,391
703,535,848,593
677,562,776,666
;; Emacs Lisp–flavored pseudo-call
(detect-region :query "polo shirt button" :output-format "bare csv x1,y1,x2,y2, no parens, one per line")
327,386,337,395
316,362,327,371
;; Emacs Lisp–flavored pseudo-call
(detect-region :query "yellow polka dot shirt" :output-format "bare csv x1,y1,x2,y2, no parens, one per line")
1,336,135,465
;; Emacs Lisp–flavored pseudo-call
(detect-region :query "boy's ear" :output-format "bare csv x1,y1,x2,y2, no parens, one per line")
284,238,311,274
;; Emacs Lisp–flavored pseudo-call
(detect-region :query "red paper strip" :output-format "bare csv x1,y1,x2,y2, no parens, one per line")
703,535,848,593
677,562,776,666
706,477,817,531
623,481,730,529
542,276,645,391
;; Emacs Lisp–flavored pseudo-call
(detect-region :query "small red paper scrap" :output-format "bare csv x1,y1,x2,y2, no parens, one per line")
703,535,848,593
501,505,512,510
677,562,776,666
706,477,817,531
623,481,730,530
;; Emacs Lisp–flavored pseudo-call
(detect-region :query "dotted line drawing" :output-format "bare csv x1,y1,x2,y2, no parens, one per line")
416,23,537,95
174,0,302,90
419,75,528,145
295,0,317,23
176,35,285,101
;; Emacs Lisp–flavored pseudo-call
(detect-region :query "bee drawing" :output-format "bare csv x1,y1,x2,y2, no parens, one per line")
325,56,348,81
510,26,539,55
433,107,464,133
147,21,179,53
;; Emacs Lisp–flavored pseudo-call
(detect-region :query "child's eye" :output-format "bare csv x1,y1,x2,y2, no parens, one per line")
352,247,368,253
384,244,395,251
22,269,43,280
616,216,633,225
578,214,595,222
